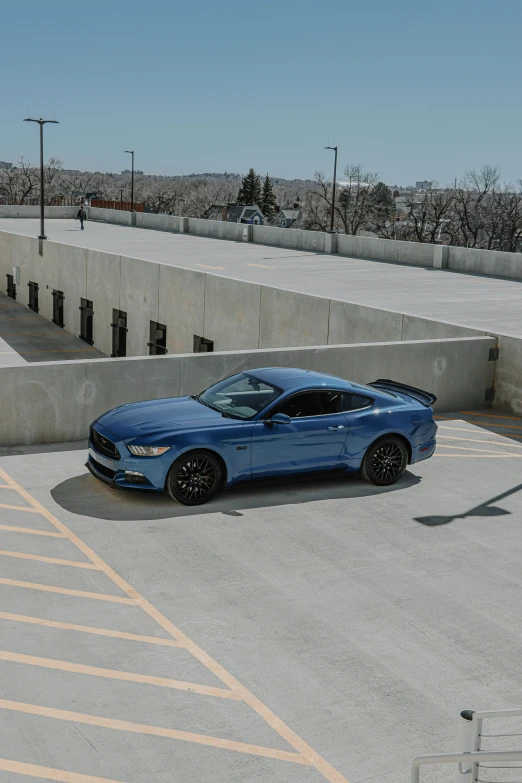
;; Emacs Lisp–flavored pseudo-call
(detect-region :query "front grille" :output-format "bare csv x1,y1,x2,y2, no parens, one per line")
90,457,116,480
90,427,121,460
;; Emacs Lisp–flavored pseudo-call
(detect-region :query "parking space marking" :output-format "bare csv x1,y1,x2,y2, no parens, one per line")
460,411,522,421
0,577,136,604
438,434,522,450
0,550,101,569
0,700,310,766
0,483,15,489
0,758,124,783
0,464,352,783
0,651,242,699
0,612,183,648
435,454,517,458
195,264,225,270
0,502,39,512
244,262,276,269
435,444,522,456
0,524,65,537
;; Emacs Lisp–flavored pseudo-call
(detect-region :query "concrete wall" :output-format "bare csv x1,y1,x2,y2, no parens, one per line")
337,234,436,268
88,207,132,227
0,206,78,219
448,245,522,280
252,225,326,253
0,337,496,446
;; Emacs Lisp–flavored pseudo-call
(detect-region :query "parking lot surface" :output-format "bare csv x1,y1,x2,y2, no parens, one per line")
3,219,522,337
1,412,522,783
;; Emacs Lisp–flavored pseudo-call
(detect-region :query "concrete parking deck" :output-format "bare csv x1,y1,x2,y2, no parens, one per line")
0,292,105,364
0,414,522,783
2,218,522,338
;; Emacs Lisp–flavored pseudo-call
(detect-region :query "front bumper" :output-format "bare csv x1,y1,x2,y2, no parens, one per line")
87,423,169,492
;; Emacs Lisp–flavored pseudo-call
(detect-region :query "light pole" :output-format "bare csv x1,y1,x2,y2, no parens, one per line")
124,150,135,211
24,117,59,239
325,145,338,232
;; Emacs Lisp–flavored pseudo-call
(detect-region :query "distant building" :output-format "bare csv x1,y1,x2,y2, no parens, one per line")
278,204,303,229
0,161,13,170
204,203,265,225
121,169,144,175
415,180,432,191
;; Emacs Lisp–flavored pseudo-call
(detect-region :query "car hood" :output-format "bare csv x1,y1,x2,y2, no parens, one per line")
95,396,226,440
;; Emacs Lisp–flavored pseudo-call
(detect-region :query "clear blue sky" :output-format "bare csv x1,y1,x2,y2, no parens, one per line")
2,0,521,185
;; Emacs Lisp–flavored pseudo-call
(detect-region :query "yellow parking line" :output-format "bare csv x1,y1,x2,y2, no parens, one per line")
195,263,225,270
0,758,124,783
0,502,39,512
461,410,522,421
438,434,522,450
244,262,276,269
0,612,183,647
0,699,310,766
0,578,136,604
0,650,241,700
435,454,517,458
435,444,521,455
0,483,15,489
0,524,65,537
0,550,101,569
0,464,351,783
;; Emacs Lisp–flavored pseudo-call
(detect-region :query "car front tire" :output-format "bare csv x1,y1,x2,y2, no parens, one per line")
360,436,408,486
166,450,222,505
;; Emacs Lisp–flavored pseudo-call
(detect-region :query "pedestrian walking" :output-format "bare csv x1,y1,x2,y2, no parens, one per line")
77,206,87,230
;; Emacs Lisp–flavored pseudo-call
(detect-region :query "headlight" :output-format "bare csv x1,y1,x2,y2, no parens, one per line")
127,445,171,456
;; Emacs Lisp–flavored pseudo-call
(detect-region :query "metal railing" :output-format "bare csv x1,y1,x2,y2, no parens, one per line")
412,751,522,783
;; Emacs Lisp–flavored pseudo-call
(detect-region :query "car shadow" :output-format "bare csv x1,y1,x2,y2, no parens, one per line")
51,470,422,521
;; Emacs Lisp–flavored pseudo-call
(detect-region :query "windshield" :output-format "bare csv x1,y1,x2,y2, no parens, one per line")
197,373,281,420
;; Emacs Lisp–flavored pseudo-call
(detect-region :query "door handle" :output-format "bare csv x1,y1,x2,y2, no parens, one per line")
327,425,345,431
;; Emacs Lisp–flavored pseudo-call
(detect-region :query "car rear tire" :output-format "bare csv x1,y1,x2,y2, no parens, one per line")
360,436,408,486
166,451,222,505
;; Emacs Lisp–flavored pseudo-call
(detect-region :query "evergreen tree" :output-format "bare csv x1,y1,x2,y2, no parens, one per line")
260,174,277,221
369,181,396,230
237,168,262,205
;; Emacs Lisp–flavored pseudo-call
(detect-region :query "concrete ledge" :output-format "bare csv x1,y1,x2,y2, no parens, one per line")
0,337,495,446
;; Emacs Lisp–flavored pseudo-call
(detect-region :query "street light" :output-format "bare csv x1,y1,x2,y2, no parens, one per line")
23,117,59,239
124,150,135,212
324,145,338,232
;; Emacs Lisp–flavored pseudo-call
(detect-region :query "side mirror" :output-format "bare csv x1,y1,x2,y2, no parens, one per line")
267,412,291,425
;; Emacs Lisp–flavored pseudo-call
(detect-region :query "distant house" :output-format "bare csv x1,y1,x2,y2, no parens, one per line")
278,203,303,228
204,203,265,225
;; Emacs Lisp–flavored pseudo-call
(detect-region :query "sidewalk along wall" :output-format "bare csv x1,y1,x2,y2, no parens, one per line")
0,337,496,446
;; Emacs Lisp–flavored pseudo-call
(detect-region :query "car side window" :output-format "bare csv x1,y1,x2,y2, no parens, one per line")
341,392,374,411
271,390,341,418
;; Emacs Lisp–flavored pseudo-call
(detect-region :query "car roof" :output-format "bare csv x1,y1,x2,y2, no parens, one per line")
246,367,356,392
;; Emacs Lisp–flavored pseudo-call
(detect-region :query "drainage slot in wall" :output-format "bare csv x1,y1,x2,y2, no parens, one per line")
148,321,167,355
79,298,94,345
28,281,39,313
6,274,16,300
193,335,214,353
52,290,64,328
111,309,128,357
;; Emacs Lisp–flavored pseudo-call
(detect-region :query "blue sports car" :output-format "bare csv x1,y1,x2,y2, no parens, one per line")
87,367,437,505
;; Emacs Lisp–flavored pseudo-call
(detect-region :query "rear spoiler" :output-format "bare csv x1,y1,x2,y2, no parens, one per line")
367,379,437,407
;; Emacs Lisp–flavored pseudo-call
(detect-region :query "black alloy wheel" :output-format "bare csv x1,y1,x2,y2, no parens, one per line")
360,437,408,486
166,451,222,505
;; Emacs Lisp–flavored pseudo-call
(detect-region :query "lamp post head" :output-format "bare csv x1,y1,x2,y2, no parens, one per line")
124,150,134,154
325,145,338,151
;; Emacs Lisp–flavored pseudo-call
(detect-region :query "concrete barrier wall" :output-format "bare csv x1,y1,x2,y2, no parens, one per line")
337,234,436,267
448,245,522,280
252,225,326,253
0,206,78,219
88,207,132,226
0,337,496,446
